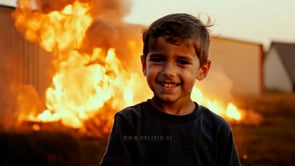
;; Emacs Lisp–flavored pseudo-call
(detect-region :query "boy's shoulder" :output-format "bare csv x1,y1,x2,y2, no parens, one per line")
112,100,148,129
198,104,232,128
114,100,146,120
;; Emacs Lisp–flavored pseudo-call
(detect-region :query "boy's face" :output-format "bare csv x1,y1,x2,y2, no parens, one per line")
141,37,210,103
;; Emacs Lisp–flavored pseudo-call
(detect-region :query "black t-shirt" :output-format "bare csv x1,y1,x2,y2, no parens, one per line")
100,99,240,166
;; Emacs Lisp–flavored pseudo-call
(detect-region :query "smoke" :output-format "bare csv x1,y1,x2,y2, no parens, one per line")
92,0,132,19
196,64,234,102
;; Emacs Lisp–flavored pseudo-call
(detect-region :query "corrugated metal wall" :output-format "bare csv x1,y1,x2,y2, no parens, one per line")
0,5,52,111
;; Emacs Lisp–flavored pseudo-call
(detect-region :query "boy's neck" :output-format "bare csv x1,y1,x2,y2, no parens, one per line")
151,97,195,116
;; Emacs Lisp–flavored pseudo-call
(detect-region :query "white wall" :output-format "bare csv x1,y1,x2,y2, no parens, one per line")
264,48,292,92
0,0,17,7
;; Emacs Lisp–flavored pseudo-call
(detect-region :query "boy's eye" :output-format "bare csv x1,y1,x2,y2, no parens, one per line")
149,57,165,62
177,59,190,65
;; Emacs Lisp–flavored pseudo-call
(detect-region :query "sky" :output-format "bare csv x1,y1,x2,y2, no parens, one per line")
1,0,294,49
124,0,295,49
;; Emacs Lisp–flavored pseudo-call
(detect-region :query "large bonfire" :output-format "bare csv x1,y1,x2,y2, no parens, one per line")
9,0,261,137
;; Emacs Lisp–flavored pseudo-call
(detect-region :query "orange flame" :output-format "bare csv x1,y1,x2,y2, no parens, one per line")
12,0,254,137
13,1,92,52
192,88,243,123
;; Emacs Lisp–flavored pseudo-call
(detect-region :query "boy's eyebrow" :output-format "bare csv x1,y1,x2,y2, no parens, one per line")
176,54,194,61
148,53,164,57
148,53,195,60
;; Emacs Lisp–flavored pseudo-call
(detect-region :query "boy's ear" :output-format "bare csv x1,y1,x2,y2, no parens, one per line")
141,55,147,76
196,60,211,81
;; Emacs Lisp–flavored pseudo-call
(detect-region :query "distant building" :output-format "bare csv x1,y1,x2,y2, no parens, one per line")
264,41,295,92
207,37,264,96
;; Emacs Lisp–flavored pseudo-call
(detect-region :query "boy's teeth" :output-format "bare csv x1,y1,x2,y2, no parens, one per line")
163,83,176,88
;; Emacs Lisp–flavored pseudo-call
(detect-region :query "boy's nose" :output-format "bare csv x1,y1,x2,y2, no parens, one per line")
162,62,177,76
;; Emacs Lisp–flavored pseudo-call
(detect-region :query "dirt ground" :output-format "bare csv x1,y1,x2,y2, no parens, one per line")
232,93,295,166
0,93,294,166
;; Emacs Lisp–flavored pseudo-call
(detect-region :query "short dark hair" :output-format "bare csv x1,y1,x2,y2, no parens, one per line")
142,13,212,66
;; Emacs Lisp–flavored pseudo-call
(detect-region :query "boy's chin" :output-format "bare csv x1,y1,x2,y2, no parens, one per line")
152,95,178,103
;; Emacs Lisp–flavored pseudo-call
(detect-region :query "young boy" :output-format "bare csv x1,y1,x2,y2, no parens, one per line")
100,13,241,166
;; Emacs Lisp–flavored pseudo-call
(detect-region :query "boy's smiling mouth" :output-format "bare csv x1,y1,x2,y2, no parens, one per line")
158,81,181,88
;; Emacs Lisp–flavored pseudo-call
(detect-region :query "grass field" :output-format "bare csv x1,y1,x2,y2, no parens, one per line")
0,93,294,165
232,93,295,166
